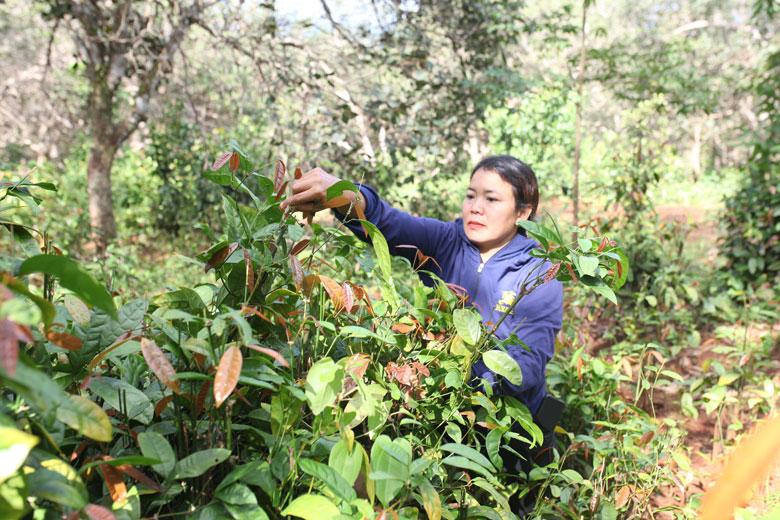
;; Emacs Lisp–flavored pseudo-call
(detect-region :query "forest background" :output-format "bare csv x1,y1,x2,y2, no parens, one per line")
1,0,779,519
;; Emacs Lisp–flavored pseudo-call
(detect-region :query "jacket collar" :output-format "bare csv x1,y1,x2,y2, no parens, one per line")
454,218,539,264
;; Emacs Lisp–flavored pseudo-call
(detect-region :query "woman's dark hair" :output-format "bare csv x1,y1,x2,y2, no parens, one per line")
470,155,539,220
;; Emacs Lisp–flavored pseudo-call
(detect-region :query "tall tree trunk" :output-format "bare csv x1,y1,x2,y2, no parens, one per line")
572,1,588,231
87,80,120,254
87,139,117,252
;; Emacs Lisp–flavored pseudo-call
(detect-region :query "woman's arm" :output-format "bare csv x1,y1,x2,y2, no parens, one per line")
281,168,457,270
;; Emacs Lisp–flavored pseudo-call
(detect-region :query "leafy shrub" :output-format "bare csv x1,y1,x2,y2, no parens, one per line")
0,150,628,519
720,49,780,290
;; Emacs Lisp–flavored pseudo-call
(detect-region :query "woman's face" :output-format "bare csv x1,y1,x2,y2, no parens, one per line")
462,168,530,254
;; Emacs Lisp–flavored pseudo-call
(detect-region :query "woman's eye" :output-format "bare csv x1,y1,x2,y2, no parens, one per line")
487,198,498,202
465,194,475,200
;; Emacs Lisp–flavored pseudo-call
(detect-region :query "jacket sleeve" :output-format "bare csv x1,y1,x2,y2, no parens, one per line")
472,276,563,401
334,184,456,269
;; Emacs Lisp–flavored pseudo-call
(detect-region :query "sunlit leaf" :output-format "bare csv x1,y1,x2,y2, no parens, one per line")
0,426,38,483
452,308,481,346
64,294,90,326
418,478,441,520
318,275,345,311
214,346,243,408
281,494,340,520
56,395,112,442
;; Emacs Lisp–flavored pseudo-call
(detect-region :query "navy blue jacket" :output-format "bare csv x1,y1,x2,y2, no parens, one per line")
338,185,563,415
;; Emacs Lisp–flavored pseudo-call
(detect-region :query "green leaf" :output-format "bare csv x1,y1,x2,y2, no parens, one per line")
370,435,411,507
325,180,359,200
576,255,599,277
453,308,481,346
89,377,153,425
0,427,38,483
441,456,499,484
138,431,176,478
26,467,87,509
298,458,356,502
504,397,544,447
485,427,506,470
440,443,495,471
2,276,55,328
17,255,116,319
174,449,231,479
359,221,392,283
560,469,583,484
304,358,344,416
482,350,523,386
280,494,340,520
328,438,363,486
56,395,112,442
215,483,258,506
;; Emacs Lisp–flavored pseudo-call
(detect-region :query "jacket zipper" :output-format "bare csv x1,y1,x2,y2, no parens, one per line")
474,260,485,301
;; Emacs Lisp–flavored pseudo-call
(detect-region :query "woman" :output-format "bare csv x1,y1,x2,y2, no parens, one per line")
280,155,563,501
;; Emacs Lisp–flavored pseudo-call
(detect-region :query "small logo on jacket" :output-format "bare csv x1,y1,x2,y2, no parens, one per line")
494,290,517,314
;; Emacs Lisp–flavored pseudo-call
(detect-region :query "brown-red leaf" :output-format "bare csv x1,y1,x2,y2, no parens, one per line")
290,238,310,257
214,346,243,408
140,338,180,394
205,243,239,272
274,159,286,194
246,343,290,368
228,152,240,172
84,504,117,520
47,331,83,351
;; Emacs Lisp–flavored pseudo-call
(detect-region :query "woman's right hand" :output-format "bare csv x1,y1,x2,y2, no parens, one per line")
280,167,364,217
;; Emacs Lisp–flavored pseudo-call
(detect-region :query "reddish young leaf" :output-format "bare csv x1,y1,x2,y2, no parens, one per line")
214,346,243,408
211,151,232,171
597,236,609,252
46,331,83,351
243,249,255,293
636,430,655,447
294,166,302,180
318,275,345,311
98,464,127,503
344,353,370,380
302,274,320,295
273,314,292,342
1,319,30,374
140,338,180,394
87,332,139,372
114,463,162,492
228,152,240,172
274,181,289,202
154,395,174,417
615,486,633,509
342,282,355,313
391,323,416,334
289,255,304,290
205,242,239,272
246,343,290,368
274,159,286,195
241,306,274,324
290,238,310,257
84,504,117,520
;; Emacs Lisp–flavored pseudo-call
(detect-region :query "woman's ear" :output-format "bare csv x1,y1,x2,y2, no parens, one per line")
516,206,532,222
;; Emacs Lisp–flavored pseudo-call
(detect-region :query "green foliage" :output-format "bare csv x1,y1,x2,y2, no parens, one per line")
0,146,630,519
720,48,780,290
148,103,221,235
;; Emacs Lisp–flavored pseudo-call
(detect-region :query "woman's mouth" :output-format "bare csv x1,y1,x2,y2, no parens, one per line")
467,221,486,230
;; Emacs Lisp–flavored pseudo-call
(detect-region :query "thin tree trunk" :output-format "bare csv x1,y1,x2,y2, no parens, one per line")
572,1,588,231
